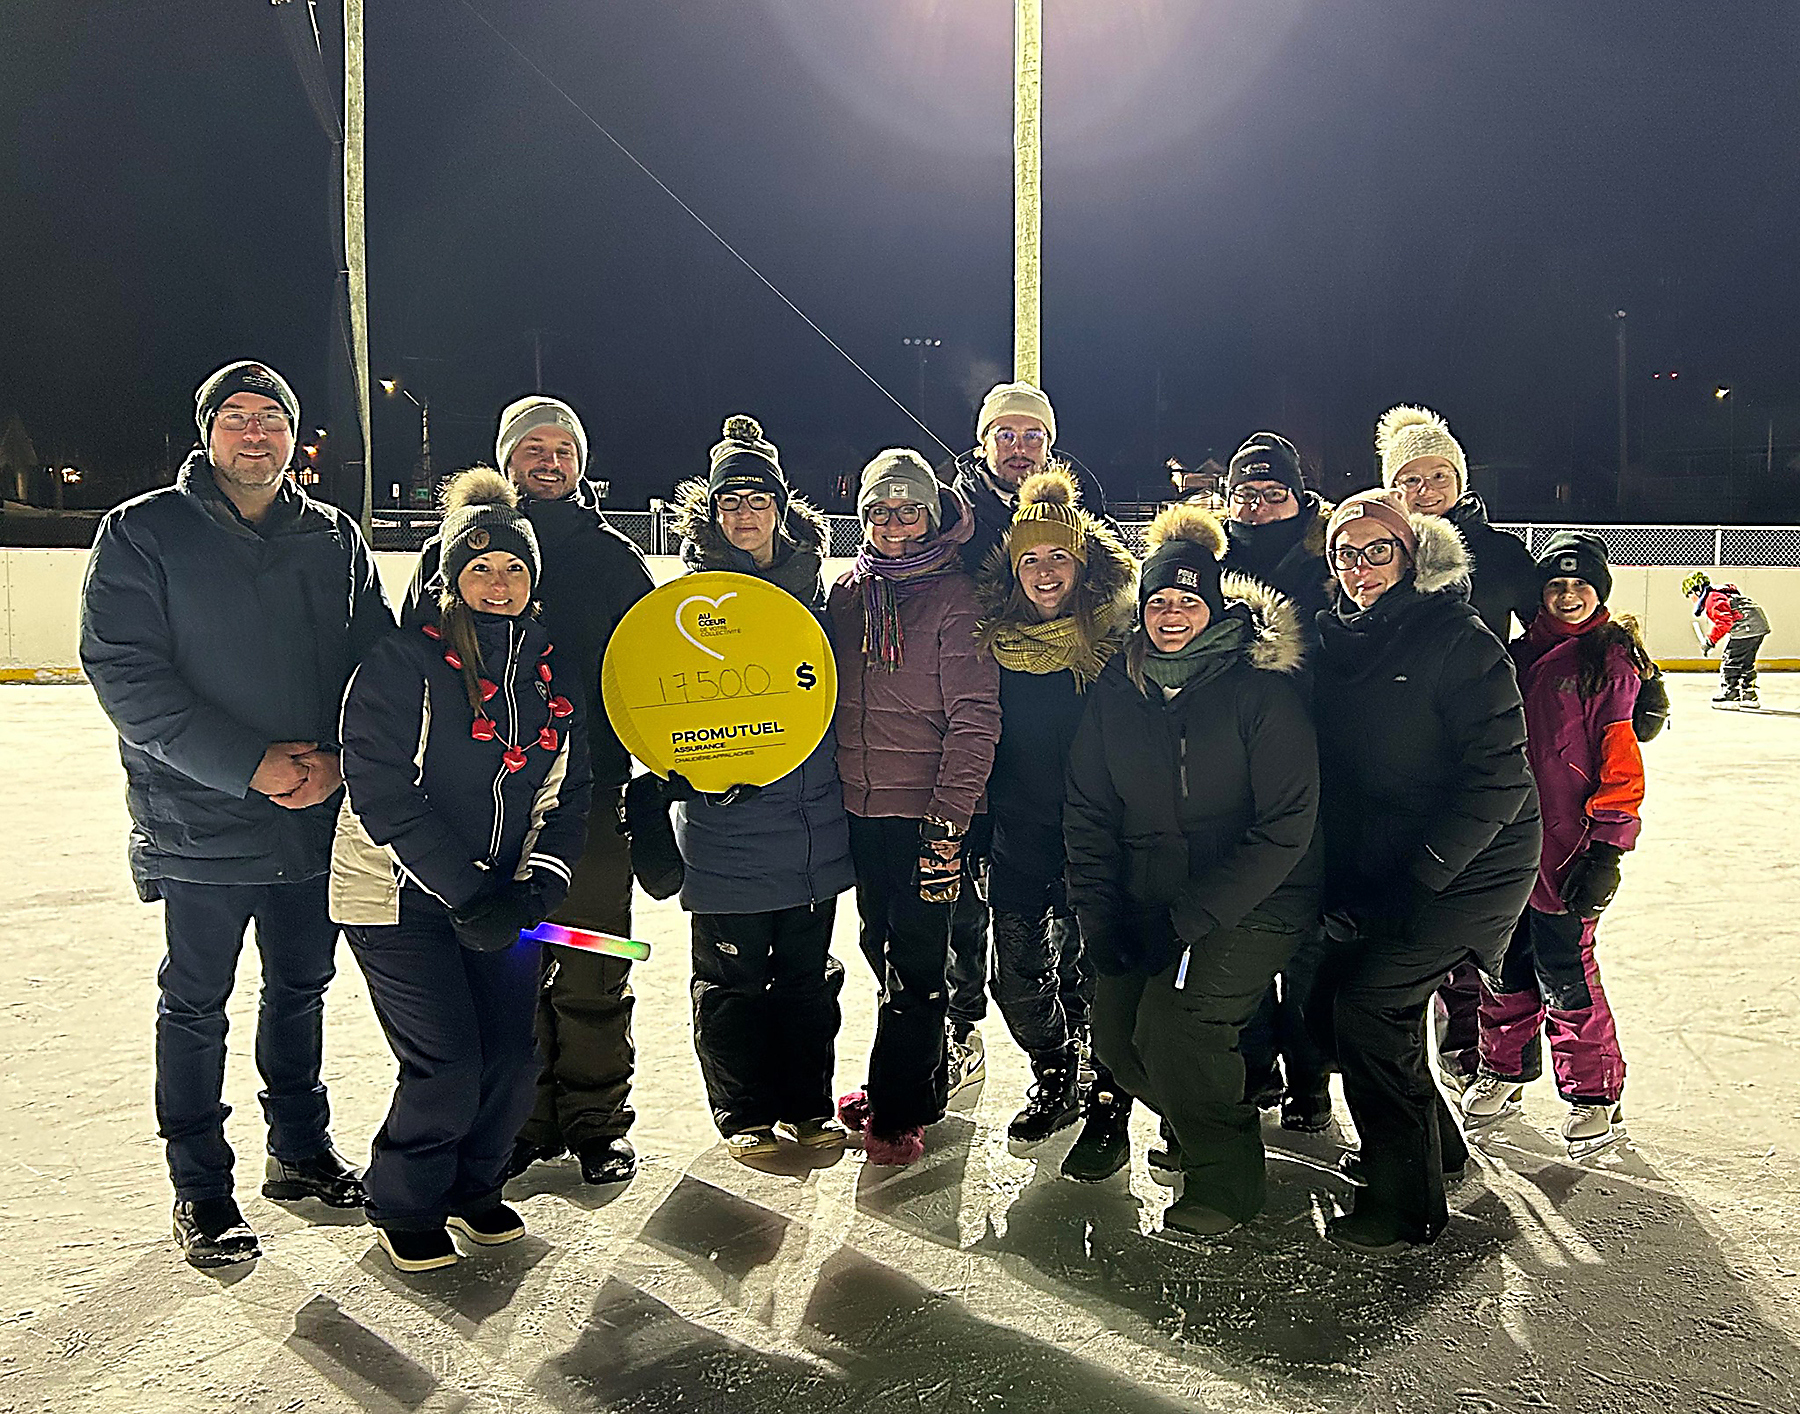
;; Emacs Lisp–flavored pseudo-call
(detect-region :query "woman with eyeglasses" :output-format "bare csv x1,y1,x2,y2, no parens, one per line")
1063,503,1318,1236
658,417,856,1163
828,449,1001,1166
1308,490,1539,1254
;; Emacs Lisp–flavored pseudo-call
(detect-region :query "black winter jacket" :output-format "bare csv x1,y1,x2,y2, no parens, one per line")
1064,579,1321,977
79,452,393,892
943,448,1112,574
330,612,593,923
1443,492,1540,643
1312,514,1540,969
405,480,651,790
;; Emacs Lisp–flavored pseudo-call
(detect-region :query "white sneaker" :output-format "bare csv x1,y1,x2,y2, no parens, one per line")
1561,1102,1624,1159
1461,1074,1523,1128
946,1026,986,1097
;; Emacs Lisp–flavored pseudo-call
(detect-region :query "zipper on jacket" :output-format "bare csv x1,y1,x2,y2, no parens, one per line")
1178,727,1189,801
487,622,523,863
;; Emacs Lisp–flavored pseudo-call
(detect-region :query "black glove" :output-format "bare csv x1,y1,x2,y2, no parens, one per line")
1561,842,1623,920
918,818,965,904
622,773,684,900
523,867,567,923
450,880,538,952
665,771,761,807
1633,671,1671,742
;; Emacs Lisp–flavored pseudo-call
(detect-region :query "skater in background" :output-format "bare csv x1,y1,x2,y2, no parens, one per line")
333,469,592,1271
972,466,1136,1151
1464,534,1646,1158
1683,571,1772,709
663,417,855,1162
1309,491,1539,1254
405,397,653,1188
1377,404,1539,1092
1063,504,1318,1236
80,361,391,1269
830,450,1000,1166
1215,430,1337,1133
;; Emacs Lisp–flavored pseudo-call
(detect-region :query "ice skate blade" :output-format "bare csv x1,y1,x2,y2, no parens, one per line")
1460,1101,1521,1131
1566,1126,1627,1162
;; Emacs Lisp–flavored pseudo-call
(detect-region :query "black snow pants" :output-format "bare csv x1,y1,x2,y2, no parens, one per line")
690,901,844,1135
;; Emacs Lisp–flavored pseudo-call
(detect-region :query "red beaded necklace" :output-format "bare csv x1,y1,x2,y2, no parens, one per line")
422,623,573,772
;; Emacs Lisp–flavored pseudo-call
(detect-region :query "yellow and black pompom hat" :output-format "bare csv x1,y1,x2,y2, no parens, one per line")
1007,467,1087,569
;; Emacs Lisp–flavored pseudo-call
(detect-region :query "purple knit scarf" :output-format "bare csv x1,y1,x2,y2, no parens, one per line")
848,536,965,669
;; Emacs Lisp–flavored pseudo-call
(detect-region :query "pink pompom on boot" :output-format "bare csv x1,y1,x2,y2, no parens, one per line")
863,1125,926,1166
836,1090,872,1133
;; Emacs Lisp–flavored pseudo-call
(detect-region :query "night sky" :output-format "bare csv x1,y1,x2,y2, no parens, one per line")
4,1,1799,515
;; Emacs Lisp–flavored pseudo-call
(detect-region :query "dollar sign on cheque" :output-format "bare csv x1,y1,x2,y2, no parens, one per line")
795,662,817,690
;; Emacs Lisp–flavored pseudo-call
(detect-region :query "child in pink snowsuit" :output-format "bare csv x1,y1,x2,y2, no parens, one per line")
1464,531,1648,1157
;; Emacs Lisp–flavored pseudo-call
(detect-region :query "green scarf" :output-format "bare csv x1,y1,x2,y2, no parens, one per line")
1141,615,1247,693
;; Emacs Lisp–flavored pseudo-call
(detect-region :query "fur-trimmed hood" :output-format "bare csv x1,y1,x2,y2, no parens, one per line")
1406,509,1471,596
671,476,829,563
1219,572,1306,675
973,483,1138,638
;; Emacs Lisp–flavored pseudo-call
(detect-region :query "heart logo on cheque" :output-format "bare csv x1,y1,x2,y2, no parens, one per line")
673,591,738,661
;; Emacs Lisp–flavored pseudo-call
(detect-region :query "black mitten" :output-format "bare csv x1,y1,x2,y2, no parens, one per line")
622,773,684,900
450,883,537,952
1560,842,1623,920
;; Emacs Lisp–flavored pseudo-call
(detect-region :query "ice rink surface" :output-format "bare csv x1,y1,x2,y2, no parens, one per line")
2,677,1798,1414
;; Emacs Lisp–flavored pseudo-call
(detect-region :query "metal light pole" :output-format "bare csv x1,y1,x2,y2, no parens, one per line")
1014,0,1043,385
344,0,373,537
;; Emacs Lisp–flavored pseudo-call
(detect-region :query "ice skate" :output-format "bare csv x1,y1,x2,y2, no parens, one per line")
945,1025,986,1098
1562,1101,1624,1159
1738,685,1760,709
1460,1074,1523,1128
1711,683,1742,709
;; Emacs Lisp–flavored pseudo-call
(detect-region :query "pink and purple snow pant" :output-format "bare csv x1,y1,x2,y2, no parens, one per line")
1477,907,1625,1106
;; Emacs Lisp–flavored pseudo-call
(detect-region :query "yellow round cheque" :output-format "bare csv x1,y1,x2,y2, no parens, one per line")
601,571,838,792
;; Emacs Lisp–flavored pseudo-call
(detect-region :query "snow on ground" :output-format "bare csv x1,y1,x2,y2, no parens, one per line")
1,676,1798,1414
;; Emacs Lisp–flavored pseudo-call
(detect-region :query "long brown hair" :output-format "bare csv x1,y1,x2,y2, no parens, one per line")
1577,613,1654,699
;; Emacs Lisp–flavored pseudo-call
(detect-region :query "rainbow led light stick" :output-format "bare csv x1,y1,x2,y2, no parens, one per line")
522,922,652,962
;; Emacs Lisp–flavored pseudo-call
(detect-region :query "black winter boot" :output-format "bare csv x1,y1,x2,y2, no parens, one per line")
1060,1082,1133,1182
1007,1047,1081,1145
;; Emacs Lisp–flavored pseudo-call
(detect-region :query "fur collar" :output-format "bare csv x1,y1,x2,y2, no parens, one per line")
1409,510,1472,595
1220,572,1306,675
670,476,829,562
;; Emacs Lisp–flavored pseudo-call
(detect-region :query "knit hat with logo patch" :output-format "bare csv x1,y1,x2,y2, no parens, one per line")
858,448,942,532
495,396,588,480
1536,530,1613,603
195,361,300,443
1226,431,1305,497
440,467,540,595
706,414,789,516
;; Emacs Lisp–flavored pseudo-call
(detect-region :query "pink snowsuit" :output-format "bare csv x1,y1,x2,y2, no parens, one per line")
1478,612,1644,1104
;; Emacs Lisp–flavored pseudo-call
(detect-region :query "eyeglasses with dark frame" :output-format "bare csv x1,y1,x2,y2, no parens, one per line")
1329,538,1405,571
716,492,775,513
1229,485,1292,508
867,503,927,526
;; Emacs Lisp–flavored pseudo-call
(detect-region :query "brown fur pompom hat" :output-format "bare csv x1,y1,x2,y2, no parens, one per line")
1138,501,1227,617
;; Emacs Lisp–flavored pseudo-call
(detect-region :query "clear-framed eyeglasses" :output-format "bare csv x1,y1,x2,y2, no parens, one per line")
214,410,292,434
716,492,775,513
1329,538,1405,570
989,427,1047,451
1394,468,1456,493
1229,485,1292,508
867,503,927,526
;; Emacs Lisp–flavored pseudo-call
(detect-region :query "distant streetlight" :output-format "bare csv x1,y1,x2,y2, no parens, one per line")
901,337,941,414
380,378,433,498
1716,386,1735,469
1714,385,1731,400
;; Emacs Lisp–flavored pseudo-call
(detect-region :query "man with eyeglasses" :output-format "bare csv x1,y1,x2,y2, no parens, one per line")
1376,404,1539,1091
403,395,654,1186
934,383,1108,1088
1213,432,1336,1132
80,361,394,1267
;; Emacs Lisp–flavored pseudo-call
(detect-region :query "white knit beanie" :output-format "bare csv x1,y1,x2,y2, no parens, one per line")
495,396,588,479
976,381,1057,445
1376,405,1466,489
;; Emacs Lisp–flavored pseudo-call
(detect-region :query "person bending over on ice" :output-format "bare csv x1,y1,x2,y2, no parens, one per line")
1063,503,1318,1238
662,416,856,1163
1682,571,1772,709
332,469,592,1272
1465,533,1647,1159
829,450,1000,1167
971,467,1137,1154
1308,490,1539,1255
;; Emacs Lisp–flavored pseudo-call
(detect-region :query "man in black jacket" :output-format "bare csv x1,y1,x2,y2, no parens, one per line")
1376,404,1539,1089
80,361,394,1268
403,396,654,1185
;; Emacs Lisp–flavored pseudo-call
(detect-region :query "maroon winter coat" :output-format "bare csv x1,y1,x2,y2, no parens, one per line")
828,502,1001,831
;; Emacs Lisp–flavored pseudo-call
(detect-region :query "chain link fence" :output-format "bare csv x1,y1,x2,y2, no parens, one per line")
370,507,1800,568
